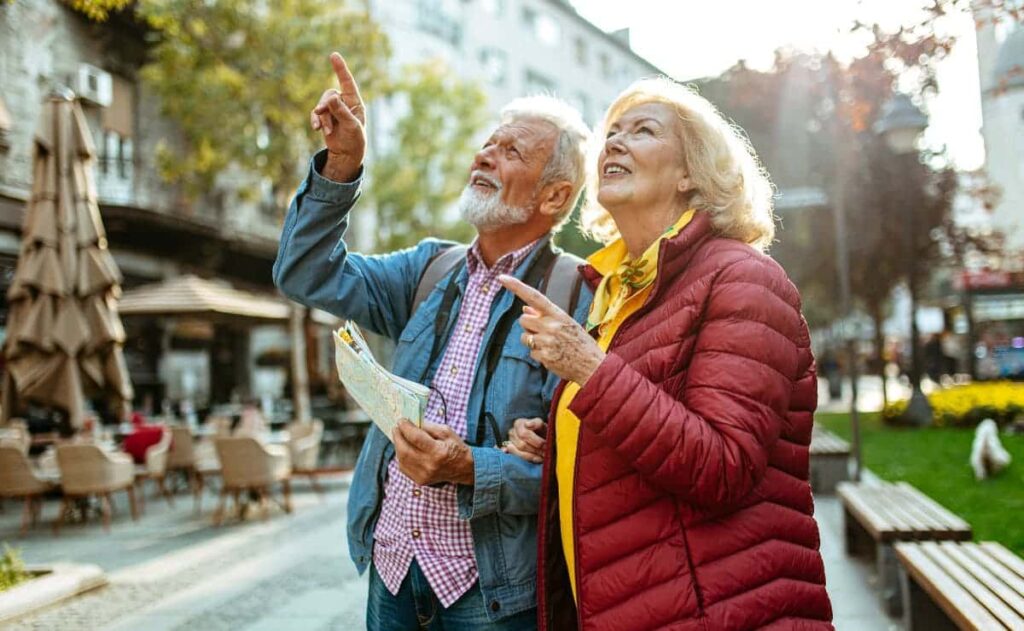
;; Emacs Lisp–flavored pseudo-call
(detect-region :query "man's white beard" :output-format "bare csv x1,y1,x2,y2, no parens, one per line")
458,185,531,231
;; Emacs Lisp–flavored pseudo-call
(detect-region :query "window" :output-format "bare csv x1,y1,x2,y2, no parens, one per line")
522,6,537,29
535,14,561,46
574,37,587,66
524,68,556,95
599,52,611,79
479,48,508,86
417,0,462,46
522,6,560,45
570,92,591,124
480,0,503,15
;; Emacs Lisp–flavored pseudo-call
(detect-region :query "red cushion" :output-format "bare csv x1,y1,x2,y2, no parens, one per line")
122,426,164,463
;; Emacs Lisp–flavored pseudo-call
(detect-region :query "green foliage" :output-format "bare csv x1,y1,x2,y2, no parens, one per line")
817,412,1024,556
554,205,603,260
62,0,134,21
368,62,487,251
137,0,390,202
0,544,28,592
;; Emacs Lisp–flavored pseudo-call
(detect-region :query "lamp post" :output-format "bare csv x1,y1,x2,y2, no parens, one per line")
875,92,933,426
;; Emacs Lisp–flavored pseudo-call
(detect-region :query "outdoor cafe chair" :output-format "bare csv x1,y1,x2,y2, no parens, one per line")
166,425,205,508
287,419,324,493
0,419,32,455
134,428,174,510
54,443,138,533
212,436,291,525
0,445,55,535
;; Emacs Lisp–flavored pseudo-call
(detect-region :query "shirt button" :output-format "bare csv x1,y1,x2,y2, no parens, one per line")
412,529,421,539
464,324,471,332
481,284,490,294
450,366,458,375
412,489,422,497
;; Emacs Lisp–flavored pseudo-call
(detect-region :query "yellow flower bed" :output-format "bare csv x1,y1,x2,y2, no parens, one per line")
882,381,1024,427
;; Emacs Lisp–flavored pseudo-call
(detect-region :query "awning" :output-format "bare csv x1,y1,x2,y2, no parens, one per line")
118,274,340,326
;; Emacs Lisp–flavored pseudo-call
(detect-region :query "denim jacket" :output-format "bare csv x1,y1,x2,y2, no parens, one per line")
272,152,592,621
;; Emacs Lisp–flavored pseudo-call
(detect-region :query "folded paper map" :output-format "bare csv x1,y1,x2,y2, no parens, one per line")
334,321,429,441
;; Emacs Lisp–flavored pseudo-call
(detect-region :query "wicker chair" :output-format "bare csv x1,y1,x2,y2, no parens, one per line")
0,419,31,455
0,446,55,534
55,444,138,532
212,437,291,525
287,419,324,493
135,428,174,509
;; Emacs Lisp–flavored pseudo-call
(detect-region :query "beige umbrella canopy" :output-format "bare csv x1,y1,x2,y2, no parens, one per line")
2,93,133,428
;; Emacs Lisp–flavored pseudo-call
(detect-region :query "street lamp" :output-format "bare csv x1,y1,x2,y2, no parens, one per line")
875,92,933,425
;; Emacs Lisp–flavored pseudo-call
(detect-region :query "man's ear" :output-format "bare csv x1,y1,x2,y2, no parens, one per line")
538,181,574,219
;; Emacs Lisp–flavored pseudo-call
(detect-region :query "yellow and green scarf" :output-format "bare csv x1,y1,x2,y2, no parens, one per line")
586,209,696,330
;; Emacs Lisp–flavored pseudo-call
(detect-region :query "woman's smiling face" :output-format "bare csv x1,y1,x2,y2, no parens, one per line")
597,102,692,212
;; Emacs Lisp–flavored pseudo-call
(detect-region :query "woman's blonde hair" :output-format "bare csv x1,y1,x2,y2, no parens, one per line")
581,77,776,251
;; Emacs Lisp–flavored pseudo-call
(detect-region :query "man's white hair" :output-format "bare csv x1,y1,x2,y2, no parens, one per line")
499,95,591,227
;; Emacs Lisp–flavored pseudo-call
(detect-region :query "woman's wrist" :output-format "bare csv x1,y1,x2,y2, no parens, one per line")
575,350,606,387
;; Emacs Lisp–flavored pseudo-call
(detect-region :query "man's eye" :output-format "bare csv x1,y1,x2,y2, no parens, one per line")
508,147,521,158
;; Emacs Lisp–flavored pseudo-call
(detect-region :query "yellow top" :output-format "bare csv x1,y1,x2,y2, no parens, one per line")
556,210,695,599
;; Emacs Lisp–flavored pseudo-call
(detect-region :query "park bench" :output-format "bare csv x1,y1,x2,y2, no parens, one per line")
838,480,973,615
895,541,1024,630
809,424,851,493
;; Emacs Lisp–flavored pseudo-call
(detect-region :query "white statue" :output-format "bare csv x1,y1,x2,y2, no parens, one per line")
971,419,1012,480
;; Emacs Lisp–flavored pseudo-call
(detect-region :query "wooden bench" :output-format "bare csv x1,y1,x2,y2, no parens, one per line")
838,481,973,615
896,541,1024,630
809,424,851,493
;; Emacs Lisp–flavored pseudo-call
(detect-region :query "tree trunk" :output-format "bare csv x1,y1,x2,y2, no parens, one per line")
290,305,311,423
870,302,888,409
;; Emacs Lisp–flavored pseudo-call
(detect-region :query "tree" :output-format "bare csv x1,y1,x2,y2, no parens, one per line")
368,62,487,251
136,0,390,207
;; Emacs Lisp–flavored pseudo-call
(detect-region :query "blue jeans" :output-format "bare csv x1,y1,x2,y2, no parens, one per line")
367,560,536,630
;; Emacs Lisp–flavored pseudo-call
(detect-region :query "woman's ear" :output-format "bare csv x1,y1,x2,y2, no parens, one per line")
677,174,693,195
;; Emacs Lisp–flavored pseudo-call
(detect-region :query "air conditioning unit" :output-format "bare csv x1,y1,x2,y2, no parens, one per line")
75,64,112,107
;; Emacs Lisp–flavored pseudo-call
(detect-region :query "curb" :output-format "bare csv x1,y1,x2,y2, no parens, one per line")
0,563,108,624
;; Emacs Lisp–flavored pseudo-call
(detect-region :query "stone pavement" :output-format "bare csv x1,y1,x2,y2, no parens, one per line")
1,475,900,630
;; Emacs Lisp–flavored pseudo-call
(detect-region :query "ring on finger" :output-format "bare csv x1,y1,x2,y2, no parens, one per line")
527,334,535,350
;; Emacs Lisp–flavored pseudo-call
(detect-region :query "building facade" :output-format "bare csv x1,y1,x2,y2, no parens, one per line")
975,3,1024,253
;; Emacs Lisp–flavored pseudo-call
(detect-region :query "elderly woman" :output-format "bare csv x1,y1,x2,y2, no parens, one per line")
499,78,833,630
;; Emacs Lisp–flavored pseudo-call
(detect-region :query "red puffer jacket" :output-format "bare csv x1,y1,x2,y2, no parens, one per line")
538,212,833,630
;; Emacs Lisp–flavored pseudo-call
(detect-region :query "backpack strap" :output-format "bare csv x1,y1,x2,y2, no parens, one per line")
411,244,469,319
541,252,586,316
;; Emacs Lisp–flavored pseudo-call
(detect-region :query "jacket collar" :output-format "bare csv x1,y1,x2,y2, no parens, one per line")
580,210,715,297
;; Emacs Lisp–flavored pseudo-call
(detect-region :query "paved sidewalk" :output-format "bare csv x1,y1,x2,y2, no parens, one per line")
4,477,365,630
816,495,901,630
2,476,899,629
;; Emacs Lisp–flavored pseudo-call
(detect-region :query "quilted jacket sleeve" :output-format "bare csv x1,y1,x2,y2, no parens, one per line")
568,254,812,508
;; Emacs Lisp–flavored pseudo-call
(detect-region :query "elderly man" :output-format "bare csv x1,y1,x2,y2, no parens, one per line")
273,53,591,630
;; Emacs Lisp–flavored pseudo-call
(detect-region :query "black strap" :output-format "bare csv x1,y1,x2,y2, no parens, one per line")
472,244,559,446
421,257,466,383
412,245,468,317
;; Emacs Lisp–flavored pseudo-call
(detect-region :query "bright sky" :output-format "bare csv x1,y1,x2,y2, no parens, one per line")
569,0,987,170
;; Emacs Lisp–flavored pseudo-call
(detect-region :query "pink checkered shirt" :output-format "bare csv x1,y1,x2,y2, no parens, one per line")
372,238,539,607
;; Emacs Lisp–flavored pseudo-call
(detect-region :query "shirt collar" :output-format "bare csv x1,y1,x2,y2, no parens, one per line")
467,236,542,276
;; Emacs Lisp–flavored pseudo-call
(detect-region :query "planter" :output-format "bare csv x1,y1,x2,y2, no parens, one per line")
0,563,107,624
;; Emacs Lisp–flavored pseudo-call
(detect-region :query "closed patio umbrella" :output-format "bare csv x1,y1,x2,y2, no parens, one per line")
2,92,133,428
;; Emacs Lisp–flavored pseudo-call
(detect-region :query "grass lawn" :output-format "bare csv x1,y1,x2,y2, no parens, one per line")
816,412,1024,557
